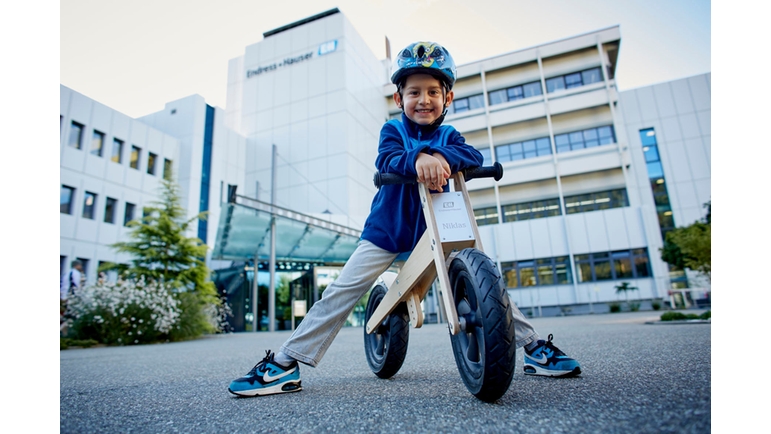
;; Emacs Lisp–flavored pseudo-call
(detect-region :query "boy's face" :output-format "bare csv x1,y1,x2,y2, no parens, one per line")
394,73,454,125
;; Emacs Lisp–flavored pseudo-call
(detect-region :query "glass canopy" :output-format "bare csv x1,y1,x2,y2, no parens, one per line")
212,195,361,265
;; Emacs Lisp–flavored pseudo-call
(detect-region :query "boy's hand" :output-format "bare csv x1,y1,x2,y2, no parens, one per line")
416,152,450,191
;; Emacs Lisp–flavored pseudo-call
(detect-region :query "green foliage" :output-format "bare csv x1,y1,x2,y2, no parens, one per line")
609,303,621,313
60,338,99,350
659,201,711,283
101,172,221,341
651,301,662,311
628,302,641,312
660,310,711,321
64,277,181,345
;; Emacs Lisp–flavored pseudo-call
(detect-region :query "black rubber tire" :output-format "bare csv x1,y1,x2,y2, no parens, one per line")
363,283,410,379
448,248,516,402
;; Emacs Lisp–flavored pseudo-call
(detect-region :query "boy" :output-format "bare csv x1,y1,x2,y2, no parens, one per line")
228,42,580,397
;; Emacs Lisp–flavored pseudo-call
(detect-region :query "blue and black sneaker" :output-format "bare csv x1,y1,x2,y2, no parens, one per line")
524,334,581,377
228,350,302,397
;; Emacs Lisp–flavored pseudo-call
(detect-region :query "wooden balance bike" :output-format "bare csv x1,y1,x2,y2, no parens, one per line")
363,163,517,402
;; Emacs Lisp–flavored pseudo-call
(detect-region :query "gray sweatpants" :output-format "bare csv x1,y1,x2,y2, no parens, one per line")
280,240,540,367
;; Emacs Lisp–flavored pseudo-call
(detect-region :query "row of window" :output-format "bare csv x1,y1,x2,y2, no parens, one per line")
500,248,651,289
66,120,172,177
446,66,603,115
473,188,629,226
476,125,617,166
61,184,137,226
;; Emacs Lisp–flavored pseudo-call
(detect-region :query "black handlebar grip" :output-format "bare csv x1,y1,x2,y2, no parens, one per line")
463,162,503,182
373,162,504,189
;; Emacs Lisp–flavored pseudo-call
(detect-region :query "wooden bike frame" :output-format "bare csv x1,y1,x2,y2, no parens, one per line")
365,172,485,336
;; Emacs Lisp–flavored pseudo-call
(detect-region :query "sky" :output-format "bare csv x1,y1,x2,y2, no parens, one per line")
60,0,711,118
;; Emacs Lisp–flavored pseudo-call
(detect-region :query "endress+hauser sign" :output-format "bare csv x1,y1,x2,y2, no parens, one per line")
246,40,338,79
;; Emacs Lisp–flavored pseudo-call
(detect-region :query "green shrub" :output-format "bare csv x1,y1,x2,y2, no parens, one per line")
609,303,621,313
628,302,641,312
660,310,711,321
64,277,181,345
651,301,661,311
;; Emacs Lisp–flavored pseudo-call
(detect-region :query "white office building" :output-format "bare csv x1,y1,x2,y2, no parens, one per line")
60,8,710,317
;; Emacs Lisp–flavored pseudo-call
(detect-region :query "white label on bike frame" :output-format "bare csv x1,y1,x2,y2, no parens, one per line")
431,192,474,242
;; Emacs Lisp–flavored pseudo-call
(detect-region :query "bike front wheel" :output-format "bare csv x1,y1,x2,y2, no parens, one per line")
448,248,516,402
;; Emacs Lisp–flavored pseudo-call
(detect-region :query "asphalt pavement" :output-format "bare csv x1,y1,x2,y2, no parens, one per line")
60,310,711,433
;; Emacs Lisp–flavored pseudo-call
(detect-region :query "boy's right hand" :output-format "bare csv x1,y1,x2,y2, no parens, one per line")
416,152,451,191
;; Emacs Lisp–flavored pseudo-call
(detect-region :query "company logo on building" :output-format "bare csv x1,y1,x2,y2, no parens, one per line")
318,40,337,56
246,40,338,78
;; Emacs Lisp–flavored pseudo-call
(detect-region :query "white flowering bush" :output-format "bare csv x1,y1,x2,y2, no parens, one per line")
64,277,181,345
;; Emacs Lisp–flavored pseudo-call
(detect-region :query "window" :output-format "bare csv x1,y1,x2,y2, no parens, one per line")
574,249,652,283
554,125,616,153
68,121,84,149
130,145,141,169
76,258,90,280
163,158,173,180
501,256,573,289
450,93,484,114
501,198,561,223
82,192,97,219
473,207,499,226
60,185,75,214
104,197,117,224
639,128,675,237
564,189,629,214
123,202,136,226
546,67,603,93
478,147,492,166
147,152,157,175
91,130,105,157
488,81,542,107
494,136,552,163
111,138,123,164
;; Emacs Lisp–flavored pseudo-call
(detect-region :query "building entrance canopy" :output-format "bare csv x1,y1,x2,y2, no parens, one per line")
212,194,361,265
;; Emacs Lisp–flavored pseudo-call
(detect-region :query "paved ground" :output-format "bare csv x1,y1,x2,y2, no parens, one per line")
60,310,710,433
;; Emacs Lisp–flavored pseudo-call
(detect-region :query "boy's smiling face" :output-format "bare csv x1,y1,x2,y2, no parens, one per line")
394,73,454,125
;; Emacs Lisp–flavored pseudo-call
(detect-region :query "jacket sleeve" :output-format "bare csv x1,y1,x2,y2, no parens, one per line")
429,128,484,173
374,122,430,176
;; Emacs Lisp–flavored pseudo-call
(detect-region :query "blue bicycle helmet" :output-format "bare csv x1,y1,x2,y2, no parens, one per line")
390,41,457,90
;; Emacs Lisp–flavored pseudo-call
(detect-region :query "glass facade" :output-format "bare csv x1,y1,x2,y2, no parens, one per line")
574,249,651,283
104,197,117,224
198,105,215,243
488,80,543,106
639,128,675,237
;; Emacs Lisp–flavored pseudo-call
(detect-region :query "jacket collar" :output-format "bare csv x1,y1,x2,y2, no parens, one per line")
401,112,442,138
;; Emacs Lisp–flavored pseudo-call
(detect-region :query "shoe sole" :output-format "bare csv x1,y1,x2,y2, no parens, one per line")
524,364,581,378
228,380,302,397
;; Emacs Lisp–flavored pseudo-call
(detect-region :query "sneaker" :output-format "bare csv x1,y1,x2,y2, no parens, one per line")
228,350,302,397
524,334,581,377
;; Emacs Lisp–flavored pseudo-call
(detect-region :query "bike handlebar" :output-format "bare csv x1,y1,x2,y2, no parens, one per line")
373,162,503,189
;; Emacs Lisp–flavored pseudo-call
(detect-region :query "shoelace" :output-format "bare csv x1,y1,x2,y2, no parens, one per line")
542,334,567,357
247,350,275,376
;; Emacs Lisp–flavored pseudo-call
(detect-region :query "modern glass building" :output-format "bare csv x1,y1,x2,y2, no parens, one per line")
60,8,710,322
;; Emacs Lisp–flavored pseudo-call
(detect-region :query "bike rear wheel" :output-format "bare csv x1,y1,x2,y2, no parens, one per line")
363,283,409,379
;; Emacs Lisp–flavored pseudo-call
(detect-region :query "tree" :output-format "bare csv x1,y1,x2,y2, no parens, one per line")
614,281,639,303
105,171,220,340
659,201,711,283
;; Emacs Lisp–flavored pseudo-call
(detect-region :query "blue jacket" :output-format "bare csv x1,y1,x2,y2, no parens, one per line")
360,113,484,253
